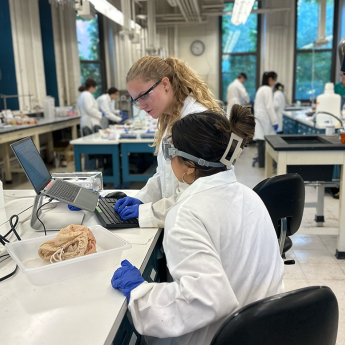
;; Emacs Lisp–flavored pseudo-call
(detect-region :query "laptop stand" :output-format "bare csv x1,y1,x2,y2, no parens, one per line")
31,194,85,231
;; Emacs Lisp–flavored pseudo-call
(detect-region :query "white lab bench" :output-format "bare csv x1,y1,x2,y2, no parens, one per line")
70,133,156,188
0,189,162,345
0,116,80,183
282,108,342,134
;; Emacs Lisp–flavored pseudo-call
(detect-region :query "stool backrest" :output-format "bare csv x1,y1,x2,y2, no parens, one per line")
82,126,93,136
253,173,305,237
93,125,102,133
211,286,338,345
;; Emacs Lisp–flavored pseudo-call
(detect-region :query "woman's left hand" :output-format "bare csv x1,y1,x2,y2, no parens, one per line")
111,260,145,301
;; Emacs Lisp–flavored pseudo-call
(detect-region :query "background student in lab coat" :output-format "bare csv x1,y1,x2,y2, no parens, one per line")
226,72,250,117
111,105,284,345
253,71,278,168
115,56,222,228
97,87,126,124
77,78,102,132
273,83,286,133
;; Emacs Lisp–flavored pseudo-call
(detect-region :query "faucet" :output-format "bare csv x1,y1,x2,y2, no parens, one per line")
312,111,344,129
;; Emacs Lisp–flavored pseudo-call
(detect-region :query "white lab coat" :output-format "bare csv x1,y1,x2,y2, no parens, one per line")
226,79,250,117
97,93,122,123
253,86,278,140
129,169,285,345
136,96,207,228
77,91,102,130
273,90,286,132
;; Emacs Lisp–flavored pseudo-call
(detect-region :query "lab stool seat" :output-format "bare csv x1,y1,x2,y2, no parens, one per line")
211,286,338,345
253,173,305,260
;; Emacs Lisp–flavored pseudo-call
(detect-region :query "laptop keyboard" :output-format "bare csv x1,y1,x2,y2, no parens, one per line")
98,198,139,225
48,179,80,202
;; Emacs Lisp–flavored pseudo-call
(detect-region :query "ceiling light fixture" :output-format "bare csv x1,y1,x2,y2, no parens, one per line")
231,0,255,26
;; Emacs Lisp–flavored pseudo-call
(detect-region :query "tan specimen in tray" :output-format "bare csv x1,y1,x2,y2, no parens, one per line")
38,224,97,262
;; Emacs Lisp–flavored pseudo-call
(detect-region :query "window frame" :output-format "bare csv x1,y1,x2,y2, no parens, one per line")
292,0,339,102
77,13,107,96
218,2,261,102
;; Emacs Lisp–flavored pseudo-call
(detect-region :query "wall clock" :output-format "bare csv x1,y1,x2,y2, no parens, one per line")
190,40,205,56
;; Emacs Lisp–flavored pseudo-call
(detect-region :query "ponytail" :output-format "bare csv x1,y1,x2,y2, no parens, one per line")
78,78,97,92
171,105,255,178
126,56,222,152
262,71,277,86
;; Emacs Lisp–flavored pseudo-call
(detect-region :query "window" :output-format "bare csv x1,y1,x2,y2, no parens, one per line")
221,2,260,102
294,0,336,101
76,14,104,99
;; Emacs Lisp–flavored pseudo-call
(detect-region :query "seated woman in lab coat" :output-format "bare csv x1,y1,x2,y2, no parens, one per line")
115,56,222,228
97,87,126,125
111,105,285,345
273,83,286,134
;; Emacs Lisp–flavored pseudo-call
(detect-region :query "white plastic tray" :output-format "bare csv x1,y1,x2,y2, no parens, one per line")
5,225,131,285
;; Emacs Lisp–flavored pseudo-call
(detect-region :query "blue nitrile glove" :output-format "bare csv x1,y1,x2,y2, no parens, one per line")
120,204,139,219
68,190,102,211
273,124,279,131
102,112,105,117
111,260,145,301
121,116,128,123
68,204,81,211
120,111,126,116
115,196,143,213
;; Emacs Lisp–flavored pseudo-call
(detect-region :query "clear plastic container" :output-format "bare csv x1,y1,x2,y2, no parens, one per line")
52,172,103,191
98,128,118,140
5,225,131,285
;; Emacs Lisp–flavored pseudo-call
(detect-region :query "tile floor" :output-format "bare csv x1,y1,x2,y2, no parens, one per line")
2,144,345,343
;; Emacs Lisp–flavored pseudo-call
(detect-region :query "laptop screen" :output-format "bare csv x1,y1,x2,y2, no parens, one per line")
11,137,52,194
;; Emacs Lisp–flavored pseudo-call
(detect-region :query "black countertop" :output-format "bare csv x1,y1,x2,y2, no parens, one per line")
265,134,345,151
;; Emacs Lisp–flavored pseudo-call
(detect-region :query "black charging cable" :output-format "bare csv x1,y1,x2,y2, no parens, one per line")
36,198,54,235
0,211,26,282
0,198,54,282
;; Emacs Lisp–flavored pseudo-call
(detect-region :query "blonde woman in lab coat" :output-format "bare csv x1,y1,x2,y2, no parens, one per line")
77,78,102,132
111,106,284,345
253,71,278,168
115,56,222,228
273,83,286,133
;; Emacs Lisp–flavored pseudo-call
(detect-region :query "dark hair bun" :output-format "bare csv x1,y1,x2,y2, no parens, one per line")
229,104,255,146
78,85,86,92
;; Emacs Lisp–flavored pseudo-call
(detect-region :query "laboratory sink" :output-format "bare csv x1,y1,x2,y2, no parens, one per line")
281,136,332,145
264,134,344,152
264,134,345,182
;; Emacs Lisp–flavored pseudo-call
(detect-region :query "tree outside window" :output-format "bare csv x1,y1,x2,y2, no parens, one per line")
294,0,335,101
221,2,259,102
76,15,103,99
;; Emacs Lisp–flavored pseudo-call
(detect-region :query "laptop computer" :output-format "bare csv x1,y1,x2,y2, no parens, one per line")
11,137,99,212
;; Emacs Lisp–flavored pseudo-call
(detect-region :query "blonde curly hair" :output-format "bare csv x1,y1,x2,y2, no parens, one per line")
126,56,222,151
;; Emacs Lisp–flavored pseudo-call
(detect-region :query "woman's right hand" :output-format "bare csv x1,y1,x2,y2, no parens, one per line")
114,197,143,213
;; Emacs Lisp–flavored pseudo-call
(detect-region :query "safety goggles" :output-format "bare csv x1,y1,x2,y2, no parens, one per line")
131,78,163,109
162,135,225,167
162,133,244,168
